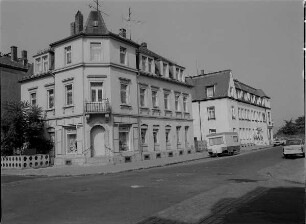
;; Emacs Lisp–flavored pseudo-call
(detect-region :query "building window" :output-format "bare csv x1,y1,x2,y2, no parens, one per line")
184,126,189,146
66,128,77,154
35,58,42,73
120,47,127,65
119,125,130,151
175,94,180,111
120,83,129,104
207,106,215,120
152,90,158,108
148,58,153,73
153,129,159,144
233,136,239,142
42,56,48,72
91,82,103,102
231,106,235,119
65,46,71,64
163,63,167,76
47,89,54,109
165,127,171,143
90,43,102,61
176,126,181,144
164,92,170,110
139,87,147,107
65,84,73,106
206,86,214,98
30,92,37,106
209,129,216,134
142,56,147,71
176,68,179,80
183,95,188,112
140,128,147,144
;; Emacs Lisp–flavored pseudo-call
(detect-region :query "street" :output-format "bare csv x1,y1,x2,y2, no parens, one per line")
1,146,304,224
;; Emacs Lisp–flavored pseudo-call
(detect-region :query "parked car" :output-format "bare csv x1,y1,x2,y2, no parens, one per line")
283,139,305,158
273,138,286,146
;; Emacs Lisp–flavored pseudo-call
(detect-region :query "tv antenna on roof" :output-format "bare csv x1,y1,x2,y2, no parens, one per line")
89,0,110,17
122,7,143,40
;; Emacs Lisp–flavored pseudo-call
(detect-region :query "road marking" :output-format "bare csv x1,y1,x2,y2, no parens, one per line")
131,185,144,188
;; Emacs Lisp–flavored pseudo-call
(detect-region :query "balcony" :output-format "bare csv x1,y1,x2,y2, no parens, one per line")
85,99,110,114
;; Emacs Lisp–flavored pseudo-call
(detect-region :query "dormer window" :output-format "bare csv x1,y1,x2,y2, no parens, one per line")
65,46,71,65
148,58,153,73
142,56,147,71
206,86,215,98
35,58,42,74
93,21,98,27
42,56,48,72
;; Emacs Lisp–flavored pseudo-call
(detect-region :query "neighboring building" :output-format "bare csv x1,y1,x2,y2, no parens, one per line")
186,70,273,146
0,46,29,117
20,9,194,166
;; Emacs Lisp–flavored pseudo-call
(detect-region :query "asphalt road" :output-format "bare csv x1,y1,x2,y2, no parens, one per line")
1,146,303,224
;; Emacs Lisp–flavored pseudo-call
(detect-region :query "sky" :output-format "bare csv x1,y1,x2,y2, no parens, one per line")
1,0,304,131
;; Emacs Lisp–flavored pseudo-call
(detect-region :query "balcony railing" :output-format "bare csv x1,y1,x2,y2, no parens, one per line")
85,99,110,114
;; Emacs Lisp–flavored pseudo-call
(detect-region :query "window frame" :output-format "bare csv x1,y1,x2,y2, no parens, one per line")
119,124,131,151
90,82,104,102
175,93,180,111
207,106,216,120
42,56,48,72
66,127,77,154
90,42,102,62
152,89,159,108
164,91,170,110
120,46,127,65
139,87,147,107
65,46,72,65
47,88,55,109
30,91,37,106
65,83,73,106
206,85,215,98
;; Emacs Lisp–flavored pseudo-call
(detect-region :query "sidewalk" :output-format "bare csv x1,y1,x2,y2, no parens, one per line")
1,145,272,177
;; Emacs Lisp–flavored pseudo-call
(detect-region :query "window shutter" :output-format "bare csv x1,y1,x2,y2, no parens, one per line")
133,127,139,151
113,124,119,152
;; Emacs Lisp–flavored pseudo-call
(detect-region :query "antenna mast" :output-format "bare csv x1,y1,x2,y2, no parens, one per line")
122,7,143,40
88,0,110,17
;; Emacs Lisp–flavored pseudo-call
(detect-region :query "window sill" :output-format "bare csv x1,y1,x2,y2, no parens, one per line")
140,107,150,110
175,111,182,114
208,118,216,121
164,109,172,113
63,105,74,109
45,108,55,112
120,104,132,110
152,107,160,111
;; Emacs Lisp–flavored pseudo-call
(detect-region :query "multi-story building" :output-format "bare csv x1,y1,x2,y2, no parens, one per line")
0,46,29,117
20,9,194,166
186,70,273,146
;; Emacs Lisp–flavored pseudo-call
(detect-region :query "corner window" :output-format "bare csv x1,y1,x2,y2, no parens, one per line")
152,90,158,108
66,128,77,154
231,106,236,119
206,86,214,98
65,84,73,106
42,56,48,72
91,82,103,102
207,106,215,120
30,92,37,106
164,91,170,110
119,125,130,151
90,43,102,62
120,82,129,104
47,89,54,109
120,47,127,65
65,46,72,65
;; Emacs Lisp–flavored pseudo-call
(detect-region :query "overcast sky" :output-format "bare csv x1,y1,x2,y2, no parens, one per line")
1,0,304,131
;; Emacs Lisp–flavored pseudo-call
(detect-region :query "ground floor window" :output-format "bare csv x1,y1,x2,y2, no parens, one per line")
153,128,159,144
176,126,181,144
165,127,171,144
209,129,216,134
119,125,130,151
66,128,77,154
140,125,147,145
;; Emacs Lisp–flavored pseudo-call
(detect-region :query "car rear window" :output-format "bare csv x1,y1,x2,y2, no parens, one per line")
286,140,301,145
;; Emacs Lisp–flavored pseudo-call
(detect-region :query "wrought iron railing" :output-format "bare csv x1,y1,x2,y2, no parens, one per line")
85,99,110,114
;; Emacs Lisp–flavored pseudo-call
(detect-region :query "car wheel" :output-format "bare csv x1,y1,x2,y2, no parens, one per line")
283,154,288,159
302,153,305,158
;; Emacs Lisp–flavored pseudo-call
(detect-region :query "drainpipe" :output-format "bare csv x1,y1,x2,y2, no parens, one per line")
82,38,86,161
198,101,203,141
136,71,142,159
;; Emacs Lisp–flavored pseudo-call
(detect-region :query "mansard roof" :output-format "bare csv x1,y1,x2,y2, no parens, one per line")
234,79,270,99
186,70,231,101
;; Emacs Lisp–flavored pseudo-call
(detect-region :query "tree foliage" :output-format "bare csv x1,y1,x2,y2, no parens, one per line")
1,101,53,156
277,116,305,136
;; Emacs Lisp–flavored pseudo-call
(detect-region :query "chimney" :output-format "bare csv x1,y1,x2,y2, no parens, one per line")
141,42,147,48
119,28,126,38
11,46,17,61
200,69,205,75
21,50,28,66
70,22,76,35
75,11,83,34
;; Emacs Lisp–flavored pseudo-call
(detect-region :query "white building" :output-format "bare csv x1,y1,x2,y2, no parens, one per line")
186,70,273,146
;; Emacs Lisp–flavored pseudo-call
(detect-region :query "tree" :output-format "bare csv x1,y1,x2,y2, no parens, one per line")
294,116,305,134
1,101,53,156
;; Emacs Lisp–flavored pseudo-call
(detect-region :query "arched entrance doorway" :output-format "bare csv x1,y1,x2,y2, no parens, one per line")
90,125,106,157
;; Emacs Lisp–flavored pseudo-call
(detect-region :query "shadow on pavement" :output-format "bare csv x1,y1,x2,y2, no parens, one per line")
137,186,304,224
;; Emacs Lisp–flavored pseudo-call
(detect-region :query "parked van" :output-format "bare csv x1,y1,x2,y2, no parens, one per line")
206,132,240,157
